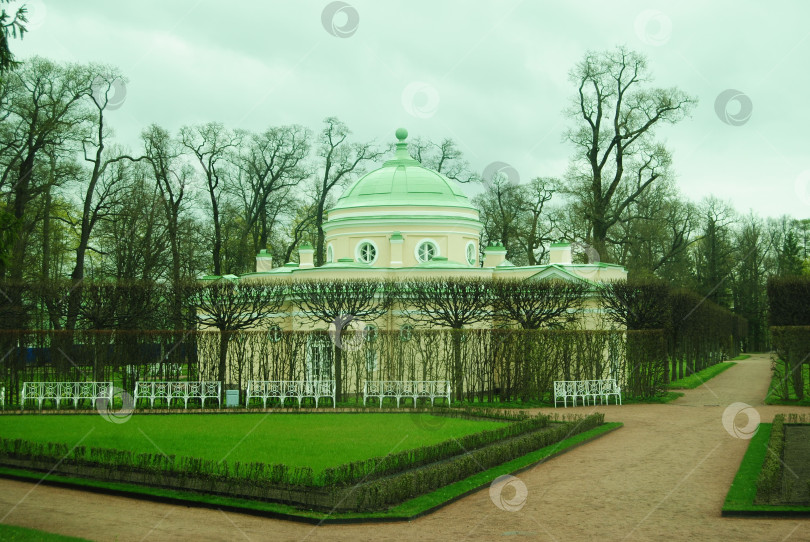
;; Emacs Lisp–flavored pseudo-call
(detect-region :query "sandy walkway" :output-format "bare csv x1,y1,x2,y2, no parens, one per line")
2,354,810,541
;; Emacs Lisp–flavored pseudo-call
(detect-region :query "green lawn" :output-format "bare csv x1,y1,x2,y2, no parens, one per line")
0,413,507,473
0,423,621,522
0,524,88,541
668,362,737,389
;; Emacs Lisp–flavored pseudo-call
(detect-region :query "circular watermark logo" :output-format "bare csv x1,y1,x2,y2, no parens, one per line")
794,170,810,206
489,474,528,512
714,89,753,126
481,161,520,192
401,81,440,119
96,386,134,424
91,76,127,111
721,402,760,439
411,410,449,432
328,314,369,352
634,10,671,46
321,1,359,38
571,242,601,264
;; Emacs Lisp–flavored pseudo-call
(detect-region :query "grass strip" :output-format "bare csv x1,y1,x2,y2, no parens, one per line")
0,523,89,541
723,423,810,516
669,362,736,389
0,422,621,523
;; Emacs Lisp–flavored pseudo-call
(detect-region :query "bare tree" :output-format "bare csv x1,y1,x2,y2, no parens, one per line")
472,173,524,262
409,136,477,183
491,278,588,329
0,57,91,284
189,278,287,384
180,122,242,275
563,46,696,262
400,278,493,399
518,177,555,265
65,66,131,331
234,124,310,261
292,279,393,402
142,124,192,329
313,117,383,266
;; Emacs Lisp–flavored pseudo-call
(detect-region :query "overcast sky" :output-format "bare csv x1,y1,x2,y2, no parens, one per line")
9,0,810,219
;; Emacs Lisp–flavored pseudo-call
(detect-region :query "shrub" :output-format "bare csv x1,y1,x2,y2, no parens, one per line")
755,414,785,504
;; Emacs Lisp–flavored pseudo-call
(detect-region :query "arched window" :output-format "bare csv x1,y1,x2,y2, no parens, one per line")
326,244,334,263
355,240,378,265
415,239,439,263
466,241,477,266
267,324,282,343
400,324,413,342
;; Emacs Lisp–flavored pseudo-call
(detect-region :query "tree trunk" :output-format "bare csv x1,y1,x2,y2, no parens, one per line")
334,337,342,403
218,331,230,385
452,329,462,402
211,197,222,276
315,201,326,267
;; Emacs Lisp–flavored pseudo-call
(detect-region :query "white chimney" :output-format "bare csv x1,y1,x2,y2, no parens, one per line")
256,249,273,272
298,242,315,268
549,242,572,265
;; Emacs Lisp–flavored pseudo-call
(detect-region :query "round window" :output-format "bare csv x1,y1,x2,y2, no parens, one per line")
267,324,282,343
466,241,477,266
356,240,378,264
364,323,378,342
415,240,439,263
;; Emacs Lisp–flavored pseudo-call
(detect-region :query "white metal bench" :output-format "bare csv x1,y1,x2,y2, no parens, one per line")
134,381,221,409
363,380,451,407
21,381,114,410
245,380,336,408
553,379,622,407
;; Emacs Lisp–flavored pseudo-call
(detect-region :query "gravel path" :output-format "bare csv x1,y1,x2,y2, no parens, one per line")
1,353,809,541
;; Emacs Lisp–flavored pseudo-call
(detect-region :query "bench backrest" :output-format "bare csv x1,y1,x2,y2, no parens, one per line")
22,381,113,398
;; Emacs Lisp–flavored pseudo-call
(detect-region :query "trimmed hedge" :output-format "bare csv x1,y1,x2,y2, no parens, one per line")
351,413,605,510
0,413,604,512
768,276,810,326
755,414,785,504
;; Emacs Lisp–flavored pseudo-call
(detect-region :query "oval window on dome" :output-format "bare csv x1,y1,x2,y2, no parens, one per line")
415,240,439,263
466,241,477,266
356,240,378,265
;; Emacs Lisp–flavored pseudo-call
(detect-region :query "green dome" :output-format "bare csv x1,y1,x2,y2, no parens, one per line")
332,129,474,211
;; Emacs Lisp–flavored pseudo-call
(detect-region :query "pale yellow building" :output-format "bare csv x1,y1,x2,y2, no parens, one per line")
241,128,626,291
206,128,628,395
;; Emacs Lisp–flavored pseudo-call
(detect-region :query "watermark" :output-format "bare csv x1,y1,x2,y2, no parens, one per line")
321,1,359,38
571,241,601,264
91,76,127,111
634,9,672,47
7,0,47,31
401,81,440,119
794,169,810,206
489,474,528,512
721,402,760,439
328,314,370,352
96,386,134,424
411,410,449,432
714,89,753,126
481,161,520,192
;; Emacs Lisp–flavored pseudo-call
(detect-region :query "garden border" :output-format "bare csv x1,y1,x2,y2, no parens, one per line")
722,422,810,517
0,422,621,524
